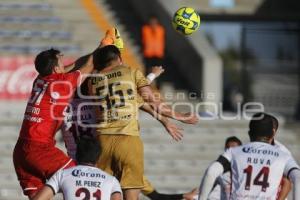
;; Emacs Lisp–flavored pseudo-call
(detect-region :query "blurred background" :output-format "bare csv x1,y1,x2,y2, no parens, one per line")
0,0,299,199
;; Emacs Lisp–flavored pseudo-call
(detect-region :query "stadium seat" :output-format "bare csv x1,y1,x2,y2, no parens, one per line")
0,30,71,40
0,16,62,24
0,188,27,200
0,3,52,11
0,44,80,54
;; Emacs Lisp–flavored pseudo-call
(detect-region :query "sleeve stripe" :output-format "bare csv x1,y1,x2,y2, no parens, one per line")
45,184,56,195
111,191,122,195
137,84,150,89
287,167,300,179
216,155,231,172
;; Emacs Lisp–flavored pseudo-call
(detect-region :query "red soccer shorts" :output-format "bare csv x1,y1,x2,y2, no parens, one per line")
13,139,76,197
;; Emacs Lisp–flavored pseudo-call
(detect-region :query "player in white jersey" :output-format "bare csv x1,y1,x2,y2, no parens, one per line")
208,125,294,199
208,136,242,200
270,114,294,200
198,113,300,200
33,138,122,200
273,140,293,200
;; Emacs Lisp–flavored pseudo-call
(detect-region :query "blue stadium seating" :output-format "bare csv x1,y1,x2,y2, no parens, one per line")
0,45,80,54
0,3,52,11
0,30,71,39
0,16,62,24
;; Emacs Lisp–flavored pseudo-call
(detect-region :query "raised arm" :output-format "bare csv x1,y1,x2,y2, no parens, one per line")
64,53,94,73
140,103,183,141
146,66,165,83
138,85,198,124
65,27,123,78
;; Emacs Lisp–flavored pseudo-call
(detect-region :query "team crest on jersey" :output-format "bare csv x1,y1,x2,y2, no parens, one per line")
71,169,106,179
242,147,279,157
50,92,60,103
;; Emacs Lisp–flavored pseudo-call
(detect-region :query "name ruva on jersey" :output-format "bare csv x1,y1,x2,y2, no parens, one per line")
247,157,272,165
72,169,106,179
242,147,279,157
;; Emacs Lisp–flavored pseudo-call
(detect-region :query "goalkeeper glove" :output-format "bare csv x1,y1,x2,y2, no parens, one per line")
100,27,124,50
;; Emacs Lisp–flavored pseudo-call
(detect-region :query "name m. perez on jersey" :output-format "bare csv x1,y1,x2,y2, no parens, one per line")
72,168,105,188
46,165,122,200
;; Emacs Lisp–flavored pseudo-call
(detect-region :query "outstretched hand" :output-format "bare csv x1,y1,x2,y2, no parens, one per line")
179,112,199,124
183,188,198,200
164,121,184,141
151,66,165,78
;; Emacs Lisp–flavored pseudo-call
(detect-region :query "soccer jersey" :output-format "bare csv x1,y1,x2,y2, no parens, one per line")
62,98,97,159
222,142,299,200
208,184,221,200
89,65,149,136
47,165,122,200
19,71,81,143
274,140,292,155
208,172,231,200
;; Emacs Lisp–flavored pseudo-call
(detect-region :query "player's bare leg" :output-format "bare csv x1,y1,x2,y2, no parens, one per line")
123,189,141,200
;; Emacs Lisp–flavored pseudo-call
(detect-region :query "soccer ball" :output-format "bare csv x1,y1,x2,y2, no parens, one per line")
172,7,200,35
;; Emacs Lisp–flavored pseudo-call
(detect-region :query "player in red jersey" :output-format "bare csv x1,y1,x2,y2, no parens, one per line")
12,33,117,198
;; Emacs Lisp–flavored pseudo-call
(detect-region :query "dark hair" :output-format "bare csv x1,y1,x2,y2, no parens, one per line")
249,112,276,141
271,115,279,131
75,78,89,98
76,137,101,165
225,136,242,149
149,14,158,20
93,45,121,70
34,48,60,77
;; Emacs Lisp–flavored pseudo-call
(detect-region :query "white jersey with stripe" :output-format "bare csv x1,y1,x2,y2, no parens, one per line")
208,172,231,200
274,140,292,155
222,142,299,200
47,165,122,200
61,98,97,159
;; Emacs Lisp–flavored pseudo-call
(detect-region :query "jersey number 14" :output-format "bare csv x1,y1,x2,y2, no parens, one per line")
243,165,270,192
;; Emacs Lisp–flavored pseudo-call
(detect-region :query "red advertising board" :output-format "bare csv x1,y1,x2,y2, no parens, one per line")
0,56,74,100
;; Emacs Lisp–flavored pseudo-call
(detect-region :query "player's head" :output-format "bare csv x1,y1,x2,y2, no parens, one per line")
149,15,159,26
35,48,64,77
271,115,279,131
248,112,277,143
93,45,122,71
76,137,101,165
270,114,279,145
225,136,242,150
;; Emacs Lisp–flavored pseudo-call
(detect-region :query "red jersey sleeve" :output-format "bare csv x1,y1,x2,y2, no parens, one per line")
63,70,82,89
